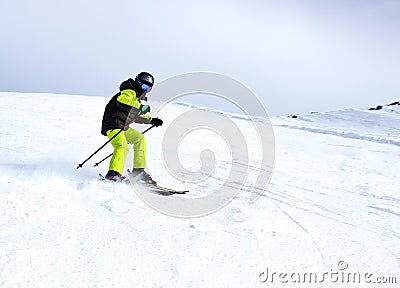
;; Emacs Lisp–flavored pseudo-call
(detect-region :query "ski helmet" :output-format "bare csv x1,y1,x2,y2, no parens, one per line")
135,72,154,87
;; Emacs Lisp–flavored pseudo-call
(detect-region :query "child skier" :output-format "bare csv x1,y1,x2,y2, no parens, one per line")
101,72,163,184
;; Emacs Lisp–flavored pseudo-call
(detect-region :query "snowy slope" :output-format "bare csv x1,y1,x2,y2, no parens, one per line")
0,92,399,287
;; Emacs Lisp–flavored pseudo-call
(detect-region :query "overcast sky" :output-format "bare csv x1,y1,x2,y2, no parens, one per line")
1,0,399,115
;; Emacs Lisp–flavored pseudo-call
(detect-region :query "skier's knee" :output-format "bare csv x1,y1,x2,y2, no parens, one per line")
134,133,145,144
123,145,129,155
112,141,129,153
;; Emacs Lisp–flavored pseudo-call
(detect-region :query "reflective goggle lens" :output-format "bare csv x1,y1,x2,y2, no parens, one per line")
141,83,152,92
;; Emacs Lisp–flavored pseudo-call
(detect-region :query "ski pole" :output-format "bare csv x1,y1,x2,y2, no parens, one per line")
93,124,156,167
76,129,123,169
140,124,156,135
76,106,149,169
93,153,113,167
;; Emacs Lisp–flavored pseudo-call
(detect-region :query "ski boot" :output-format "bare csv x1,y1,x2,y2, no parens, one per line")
129,168,157,185
104,170,127,183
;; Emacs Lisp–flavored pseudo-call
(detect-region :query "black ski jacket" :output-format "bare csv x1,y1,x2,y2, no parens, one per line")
101,79,151,136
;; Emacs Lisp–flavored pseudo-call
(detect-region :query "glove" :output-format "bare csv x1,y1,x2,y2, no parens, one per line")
150,117,163,127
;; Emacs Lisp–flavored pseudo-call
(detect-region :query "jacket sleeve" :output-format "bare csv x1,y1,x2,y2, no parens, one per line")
116,89,151,124
135,114,152,124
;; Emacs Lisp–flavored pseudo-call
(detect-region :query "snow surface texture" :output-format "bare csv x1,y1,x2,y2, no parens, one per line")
0,92,399,287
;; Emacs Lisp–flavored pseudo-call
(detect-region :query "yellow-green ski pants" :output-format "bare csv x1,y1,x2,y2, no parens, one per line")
106,128,146,174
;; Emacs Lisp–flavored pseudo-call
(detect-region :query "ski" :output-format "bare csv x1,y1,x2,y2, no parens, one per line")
126,170,189,196
138,182,189,196
99,173,189,196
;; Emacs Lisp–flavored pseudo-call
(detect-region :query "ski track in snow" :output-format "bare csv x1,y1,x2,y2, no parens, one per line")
274,124,400,147
0,93,399,287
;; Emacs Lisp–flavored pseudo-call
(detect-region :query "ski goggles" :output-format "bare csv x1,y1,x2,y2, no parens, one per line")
141,83,152,93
